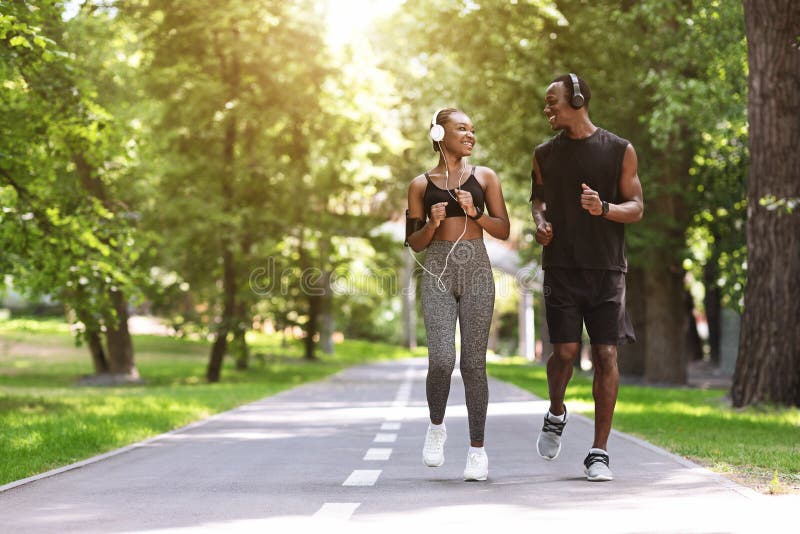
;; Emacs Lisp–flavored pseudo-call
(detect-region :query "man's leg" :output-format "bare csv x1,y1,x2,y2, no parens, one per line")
547,342,581,416
538,268,583,460
536,342,580,460
589,344,619,450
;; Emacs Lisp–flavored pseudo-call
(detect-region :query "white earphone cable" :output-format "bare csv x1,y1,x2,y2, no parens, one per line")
407,139,469,292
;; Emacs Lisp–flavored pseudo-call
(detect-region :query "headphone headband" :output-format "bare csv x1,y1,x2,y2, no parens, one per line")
568,73,585,109
431,108,446,127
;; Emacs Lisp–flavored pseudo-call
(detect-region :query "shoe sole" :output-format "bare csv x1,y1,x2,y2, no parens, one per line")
423,458,444,467
464,474,487,481
584,470,613,482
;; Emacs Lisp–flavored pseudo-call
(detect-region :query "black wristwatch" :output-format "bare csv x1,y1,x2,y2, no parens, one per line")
469,206,484,220
600,200,609,217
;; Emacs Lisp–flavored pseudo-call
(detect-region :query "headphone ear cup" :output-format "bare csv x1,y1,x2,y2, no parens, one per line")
430,123,445,142
568,73,584,109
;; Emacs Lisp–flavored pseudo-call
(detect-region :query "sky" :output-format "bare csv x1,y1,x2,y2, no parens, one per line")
323,0,404,47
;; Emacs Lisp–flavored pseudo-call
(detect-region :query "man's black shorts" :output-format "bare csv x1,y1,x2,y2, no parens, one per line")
543,268,636,346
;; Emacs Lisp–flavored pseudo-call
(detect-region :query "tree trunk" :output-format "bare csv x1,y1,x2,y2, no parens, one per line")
105,288,137,376
732,0,800,407
684,289,704,362
207,40,240,383
207,328,229,383
85,328,109,374
640,121,693,384
644,261,687,384
304,293,320,361
297,235,319,361
233,327,249,371
207,246,236,382
618,266,646,377
232,297,249,370
319,270,335,355
72,304,110,374
72,154,139,377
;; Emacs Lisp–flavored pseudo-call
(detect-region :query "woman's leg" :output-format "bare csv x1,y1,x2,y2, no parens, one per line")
457,249,495,446
422,249,459,425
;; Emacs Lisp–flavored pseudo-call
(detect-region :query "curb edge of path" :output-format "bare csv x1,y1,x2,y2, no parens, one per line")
0,403,247,494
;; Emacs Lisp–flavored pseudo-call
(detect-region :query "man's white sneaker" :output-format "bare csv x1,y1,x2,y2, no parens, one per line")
536,406,568,460
422,425,446,467
584,448,613,481
463,448,488,481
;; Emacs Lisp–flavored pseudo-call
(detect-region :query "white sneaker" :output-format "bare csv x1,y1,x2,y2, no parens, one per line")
536,406,568,460
584,448,613,481
422,424,446,467
463,448,488,481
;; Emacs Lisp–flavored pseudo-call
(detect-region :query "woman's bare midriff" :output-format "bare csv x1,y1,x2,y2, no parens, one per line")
431,217,484,242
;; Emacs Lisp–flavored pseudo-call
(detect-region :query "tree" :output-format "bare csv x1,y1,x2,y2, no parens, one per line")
731,0,800,407
124,0,404,374
1,0,148,379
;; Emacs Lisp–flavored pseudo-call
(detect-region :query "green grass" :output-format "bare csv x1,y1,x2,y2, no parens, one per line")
0,319,423,486
488,358,800,493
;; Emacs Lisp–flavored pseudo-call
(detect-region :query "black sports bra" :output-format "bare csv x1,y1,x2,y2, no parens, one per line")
423,166,485,219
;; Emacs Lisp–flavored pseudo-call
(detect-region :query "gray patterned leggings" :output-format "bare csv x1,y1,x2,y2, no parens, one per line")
422,239,495,443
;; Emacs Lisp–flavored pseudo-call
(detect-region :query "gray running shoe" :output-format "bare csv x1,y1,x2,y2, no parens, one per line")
584,449,613,481
536,406,567,460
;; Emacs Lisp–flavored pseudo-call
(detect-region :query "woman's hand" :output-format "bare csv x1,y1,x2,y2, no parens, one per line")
429,201,448,227
455,190,477,217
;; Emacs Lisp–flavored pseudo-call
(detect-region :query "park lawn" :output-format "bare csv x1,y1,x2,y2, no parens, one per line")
487,358,800,494
0,318,423,486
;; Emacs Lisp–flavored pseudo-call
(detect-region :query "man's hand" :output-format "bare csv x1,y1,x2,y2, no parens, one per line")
581,183,603,216
536,221,553,246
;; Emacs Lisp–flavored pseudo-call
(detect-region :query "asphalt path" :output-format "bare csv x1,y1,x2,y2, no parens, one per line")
0,358,794,533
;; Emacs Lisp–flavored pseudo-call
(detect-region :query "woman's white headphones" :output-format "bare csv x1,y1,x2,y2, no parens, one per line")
430,108,446,142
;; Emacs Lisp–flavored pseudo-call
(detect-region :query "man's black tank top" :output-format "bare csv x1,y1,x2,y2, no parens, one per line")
423,166,485,218
533,128,629,272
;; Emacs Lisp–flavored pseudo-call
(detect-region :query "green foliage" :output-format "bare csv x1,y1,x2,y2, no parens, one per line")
2,1,753,368
116,0,405,361
1,1,153,343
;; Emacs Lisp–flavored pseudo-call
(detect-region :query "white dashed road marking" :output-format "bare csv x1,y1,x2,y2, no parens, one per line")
327,364,417,520
374,433,397,443
363,448,392,461
342,470,382,486
312,502,361,519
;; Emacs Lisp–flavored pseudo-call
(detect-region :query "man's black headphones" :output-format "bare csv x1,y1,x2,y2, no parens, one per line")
569,73,585,109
